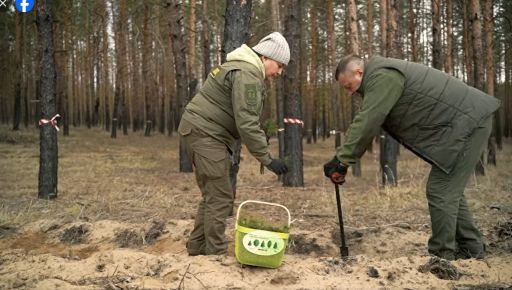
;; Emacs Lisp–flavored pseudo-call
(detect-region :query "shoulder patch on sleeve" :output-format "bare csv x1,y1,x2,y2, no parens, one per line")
245,84,259,108
209,67,221,78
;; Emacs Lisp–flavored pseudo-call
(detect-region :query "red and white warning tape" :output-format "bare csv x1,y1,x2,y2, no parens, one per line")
39,114,61,131
283,118,304,127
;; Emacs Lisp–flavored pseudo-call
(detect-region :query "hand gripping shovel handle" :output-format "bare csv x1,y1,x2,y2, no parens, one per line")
331,172,345,184
335,184,349,259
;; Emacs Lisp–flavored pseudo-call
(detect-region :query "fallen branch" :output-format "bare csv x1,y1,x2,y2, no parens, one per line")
188,271,208,289
178,263,191,290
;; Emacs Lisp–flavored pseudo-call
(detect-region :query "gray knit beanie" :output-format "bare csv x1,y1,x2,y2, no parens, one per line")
252,32,290,66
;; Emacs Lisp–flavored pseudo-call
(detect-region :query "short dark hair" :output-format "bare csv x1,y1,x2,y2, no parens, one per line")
334,54,363,80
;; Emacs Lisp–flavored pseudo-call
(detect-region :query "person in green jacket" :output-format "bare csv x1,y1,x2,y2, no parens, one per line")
324,54,500,260
178,32,290,256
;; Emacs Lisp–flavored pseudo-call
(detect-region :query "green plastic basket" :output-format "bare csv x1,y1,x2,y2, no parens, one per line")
235,200,291,268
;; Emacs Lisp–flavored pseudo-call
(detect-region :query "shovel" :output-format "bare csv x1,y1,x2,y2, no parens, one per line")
334,183,349,259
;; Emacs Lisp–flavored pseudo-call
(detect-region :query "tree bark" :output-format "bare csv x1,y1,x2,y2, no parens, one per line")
347,0,361,177
483,0,498,164
379,0,388,57
367,0,374,56
62,1,72,136
221,0,252,62
201,0,211,81
130,7,141,132
283,0,303,187
188,0,197,80
380,0,399,187
187,0,199,121
53,20,66,139
470,0,486,175
84,1,92,129
13,11,23,131
445,0,454,74
102,2,110,133
326,0,341,147
505,34,511,138
462,0,474,85
112,0,128,139
307,1,318,144
271,0,285,177
221,0,252,209
143,3,154,136
168,0,192,172
408,0,417,62
432,0,442,70
37,0,58,199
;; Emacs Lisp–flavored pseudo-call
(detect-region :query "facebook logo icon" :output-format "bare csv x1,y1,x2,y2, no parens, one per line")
15,0,34,13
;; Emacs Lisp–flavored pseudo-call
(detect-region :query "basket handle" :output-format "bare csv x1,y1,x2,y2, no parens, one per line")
236,200,291,227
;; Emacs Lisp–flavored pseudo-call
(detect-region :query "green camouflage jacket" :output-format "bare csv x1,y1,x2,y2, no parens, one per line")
337,56,500,173
180,44,271,165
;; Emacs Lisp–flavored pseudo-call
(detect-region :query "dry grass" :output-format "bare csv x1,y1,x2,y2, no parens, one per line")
1,125,511,289
0,124,511,239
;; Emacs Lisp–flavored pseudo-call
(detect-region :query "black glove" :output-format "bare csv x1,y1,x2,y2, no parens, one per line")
266,159,288,175
323,156,348,184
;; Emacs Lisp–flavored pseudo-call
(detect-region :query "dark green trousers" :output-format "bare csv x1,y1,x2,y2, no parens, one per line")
426,116,492,260
179,120,233,255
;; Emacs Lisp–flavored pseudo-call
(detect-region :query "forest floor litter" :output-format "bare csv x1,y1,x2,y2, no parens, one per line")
0,126,511,289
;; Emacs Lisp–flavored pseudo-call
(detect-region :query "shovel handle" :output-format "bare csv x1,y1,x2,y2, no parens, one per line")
335,184,349,258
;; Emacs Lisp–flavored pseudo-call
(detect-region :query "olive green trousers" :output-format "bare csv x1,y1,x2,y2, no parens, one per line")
426,116,492,260
179,120,233,255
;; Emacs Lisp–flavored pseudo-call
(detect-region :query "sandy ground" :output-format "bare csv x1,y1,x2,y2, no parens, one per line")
0,126,511,289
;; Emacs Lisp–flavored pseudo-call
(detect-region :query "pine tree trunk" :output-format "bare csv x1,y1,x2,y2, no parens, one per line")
326,0,341,148
85,2,92,129
271,0,285,175
37,0,58,199
143,3,153,137
483,0,498,164
201,0,211,81
348,0,359,55
130,11,140,132
112,0,128,138
307,2,318,144
283,0,303,187
188,0,199,121
462,1,474,86
505,40,511,138
158,43,166,134
445,0,454,74
221,0,252,207
432,0,442,70
221,1,251,62
54,21,67,138
380,0,399,187
367,0,374,56
470,0,486,175
188,0,197,80
92,4,100,128
71,35,77,127
379,0,387,57
62,2,71,136
167,22,177,136
102,3,110,133
13,11,23,131
408,0,417,62
23,19,28,129
168,0,192,172
347,0,361,177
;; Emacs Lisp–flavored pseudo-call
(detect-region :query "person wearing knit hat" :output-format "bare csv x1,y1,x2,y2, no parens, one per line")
178,32,290,257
